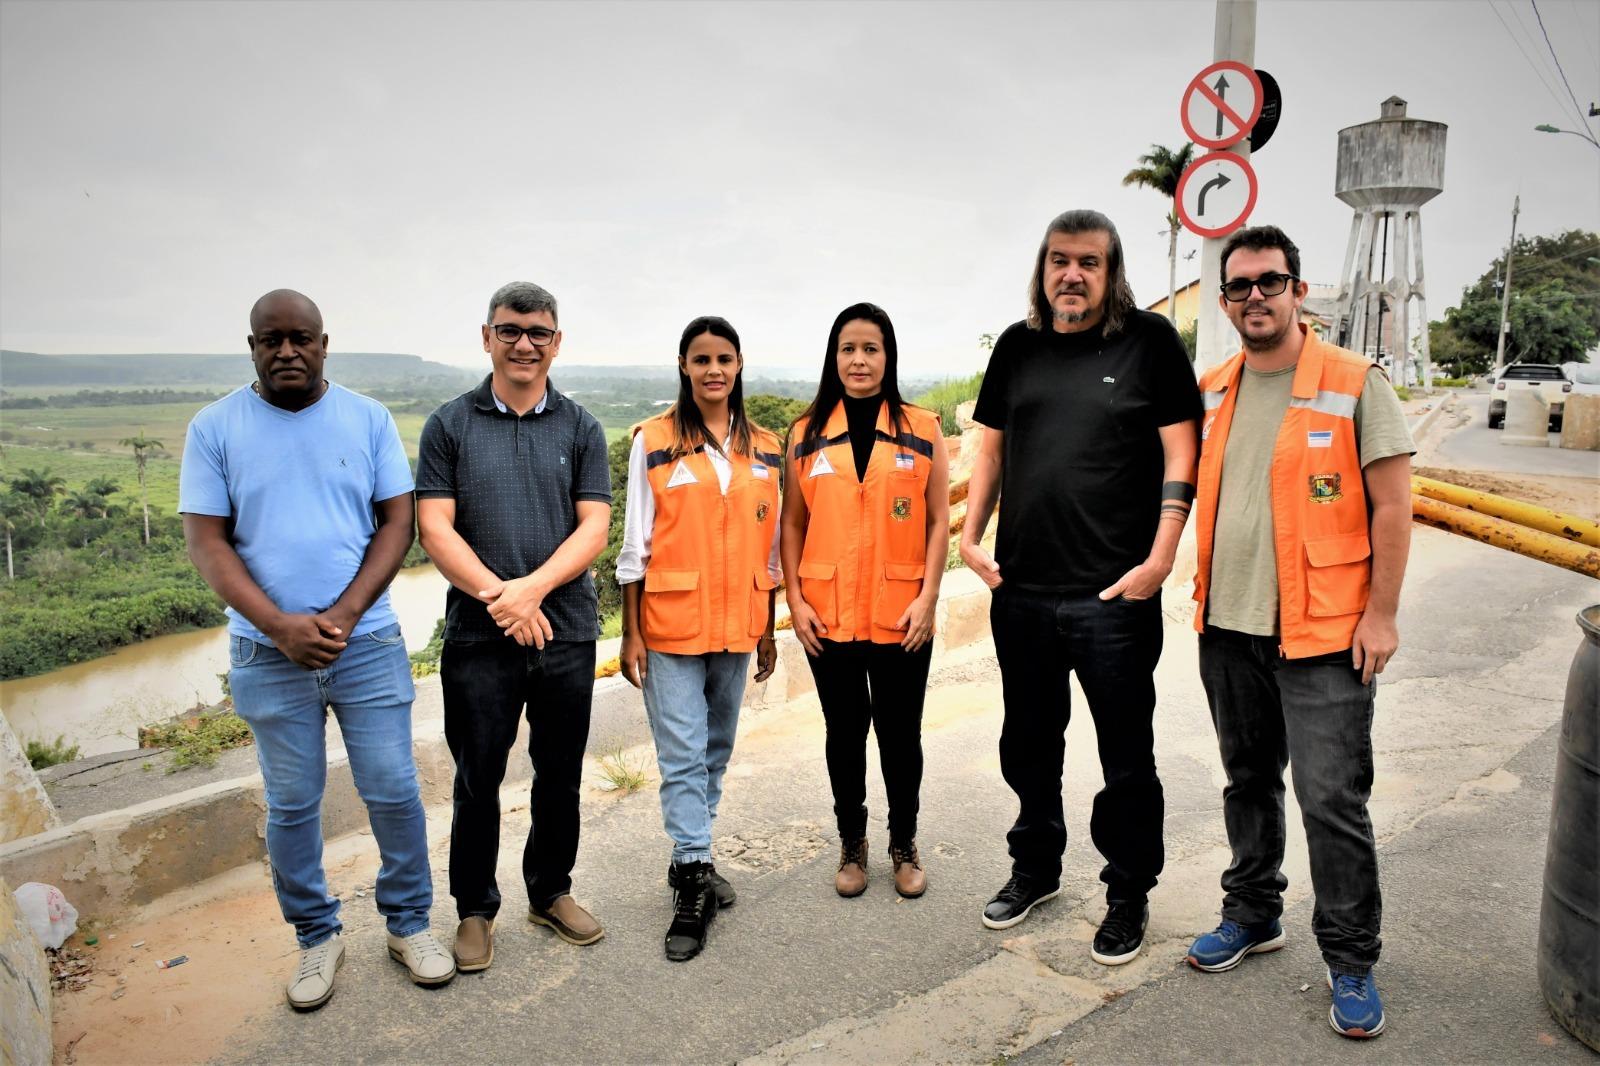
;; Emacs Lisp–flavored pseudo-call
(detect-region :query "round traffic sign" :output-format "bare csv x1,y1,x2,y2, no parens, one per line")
1181,60,1263,150
1175,152,1258,239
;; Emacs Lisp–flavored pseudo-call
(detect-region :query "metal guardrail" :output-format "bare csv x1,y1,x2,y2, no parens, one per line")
1411,476,1600,580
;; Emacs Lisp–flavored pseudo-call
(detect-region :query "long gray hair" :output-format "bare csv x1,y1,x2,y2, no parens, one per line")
1025,209,1137,336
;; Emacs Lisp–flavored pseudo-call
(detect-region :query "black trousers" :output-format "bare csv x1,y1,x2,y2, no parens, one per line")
441,638,595,918
990,587,1165,902
1198,626,1382,973
805,638,934,844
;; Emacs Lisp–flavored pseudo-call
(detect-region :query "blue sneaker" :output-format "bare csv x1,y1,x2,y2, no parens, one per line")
1186,918,1286,972
1327,968,1386,1038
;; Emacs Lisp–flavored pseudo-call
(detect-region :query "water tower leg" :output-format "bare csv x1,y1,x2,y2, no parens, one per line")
1335,213,1363,344
1411,211,1433,388
1391,210,1411,385
1348,211,1378,356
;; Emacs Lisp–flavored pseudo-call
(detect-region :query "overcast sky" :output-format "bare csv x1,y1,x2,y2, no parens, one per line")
1,0,1596,375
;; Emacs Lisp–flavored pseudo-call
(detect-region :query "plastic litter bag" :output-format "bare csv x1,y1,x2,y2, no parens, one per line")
12,882,78,950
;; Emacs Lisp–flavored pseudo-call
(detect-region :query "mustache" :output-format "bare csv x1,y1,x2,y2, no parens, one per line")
1055,286,1088,296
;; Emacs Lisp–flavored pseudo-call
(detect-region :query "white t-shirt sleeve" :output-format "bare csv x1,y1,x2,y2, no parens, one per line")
615,432,654,584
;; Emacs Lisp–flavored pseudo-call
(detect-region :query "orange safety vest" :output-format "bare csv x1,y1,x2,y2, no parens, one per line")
635,413,784,655
792,400,942,645
1192,327,1375,659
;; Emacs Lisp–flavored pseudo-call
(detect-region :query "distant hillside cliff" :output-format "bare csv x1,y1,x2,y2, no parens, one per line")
0,351,479,390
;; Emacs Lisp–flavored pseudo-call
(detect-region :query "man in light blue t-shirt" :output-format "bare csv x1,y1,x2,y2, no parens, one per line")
180,289,454,1010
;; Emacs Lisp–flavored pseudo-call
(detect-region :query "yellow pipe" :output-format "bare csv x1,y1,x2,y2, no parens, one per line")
1412,495,1600,579
1412,475,1600,548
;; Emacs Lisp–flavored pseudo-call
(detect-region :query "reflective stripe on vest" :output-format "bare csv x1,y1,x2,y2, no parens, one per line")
793,401,940,644
1192,329,1376,659
636,414,781,655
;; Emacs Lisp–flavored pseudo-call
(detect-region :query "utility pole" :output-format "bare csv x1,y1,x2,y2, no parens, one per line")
1494,195,1519,371
1195,0,1256,371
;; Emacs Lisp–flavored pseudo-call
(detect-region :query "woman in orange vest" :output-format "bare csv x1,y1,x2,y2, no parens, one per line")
617,316,783,962
781,302,950,899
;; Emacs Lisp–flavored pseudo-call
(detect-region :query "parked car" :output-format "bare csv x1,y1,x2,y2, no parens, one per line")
1489,363,1571,430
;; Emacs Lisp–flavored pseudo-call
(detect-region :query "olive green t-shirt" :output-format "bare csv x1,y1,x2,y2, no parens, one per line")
1205,365,1415,637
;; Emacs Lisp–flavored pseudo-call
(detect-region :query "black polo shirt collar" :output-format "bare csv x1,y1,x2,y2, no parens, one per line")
470,373,565,417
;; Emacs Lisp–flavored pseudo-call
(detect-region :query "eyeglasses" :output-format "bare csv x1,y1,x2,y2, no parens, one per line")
1221,272,1298,302
490,324,557,346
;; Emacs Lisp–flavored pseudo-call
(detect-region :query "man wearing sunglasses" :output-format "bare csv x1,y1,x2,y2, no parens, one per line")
1186,226,1413,1040
416,282,612,973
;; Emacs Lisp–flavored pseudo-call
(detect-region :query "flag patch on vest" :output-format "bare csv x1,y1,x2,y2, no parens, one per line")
751,462,770,479
809,451,835,478
1307,430,1333,448
1308,472,1343,503
895,453,914,471
667,460,698,488
755,500,770,523
892,496,912,520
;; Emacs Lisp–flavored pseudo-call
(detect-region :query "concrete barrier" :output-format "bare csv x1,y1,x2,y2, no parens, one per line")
0,713,60,846
0,877,52,1066
1560,393,1600,452
0,569,998,922
1502,388,1551,448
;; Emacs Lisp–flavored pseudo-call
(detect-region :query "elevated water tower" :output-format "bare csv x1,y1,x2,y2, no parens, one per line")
1332,96,1447,385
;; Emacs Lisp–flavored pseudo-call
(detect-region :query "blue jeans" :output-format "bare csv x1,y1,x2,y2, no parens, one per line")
1198,627,1382,974
641,650,750,864
229,622,433,948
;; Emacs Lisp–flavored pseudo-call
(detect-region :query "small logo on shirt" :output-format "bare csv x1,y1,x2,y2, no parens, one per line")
755,500,770,523
891,496,912,520
338,457,347,467
560,456,567,465
895,453,914,471
1307,430,1333,448
809,451,835,479
1102,376,1116,384
1202,416,1215,441
751,462,770,480
1309,472,1343,504
667,460,698,488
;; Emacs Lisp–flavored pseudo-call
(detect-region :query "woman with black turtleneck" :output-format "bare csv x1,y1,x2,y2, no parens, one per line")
780,303,950,900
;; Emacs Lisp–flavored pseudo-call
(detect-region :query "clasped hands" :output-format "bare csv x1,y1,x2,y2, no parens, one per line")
480,575,555,648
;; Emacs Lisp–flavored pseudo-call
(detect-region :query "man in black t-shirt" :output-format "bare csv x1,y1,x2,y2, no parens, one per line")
961,209,1201,965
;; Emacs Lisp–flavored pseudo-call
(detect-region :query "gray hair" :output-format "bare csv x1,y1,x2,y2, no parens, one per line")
1025,209,1137,336
486,281,558,326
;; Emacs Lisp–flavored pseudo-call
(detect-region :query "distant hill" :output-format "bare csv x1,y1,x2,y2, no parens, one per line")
0,351,478,390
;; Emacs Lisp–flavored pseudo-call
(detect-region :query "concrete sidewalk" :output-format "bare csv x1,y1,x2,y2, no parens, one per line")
37,526,1599,1064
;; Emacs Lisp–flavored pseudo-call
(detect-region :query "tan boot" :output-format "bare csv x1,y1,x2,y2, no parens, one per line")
890,840,926,898
835,837,868,897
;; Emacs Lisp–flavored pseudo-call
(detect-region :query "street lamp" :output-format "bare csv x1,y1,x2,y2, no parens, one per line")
1534,123,1600,150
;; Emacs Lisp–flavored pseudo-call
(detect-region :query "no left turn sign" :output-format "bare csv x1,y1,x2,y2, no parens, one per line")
1175,152,1258,239
1181,60,1263,150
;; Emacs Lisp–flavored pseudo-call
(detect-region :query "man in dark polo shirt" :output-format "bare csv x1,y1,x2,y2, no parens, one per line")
960,209,1201,965
416,281,612,973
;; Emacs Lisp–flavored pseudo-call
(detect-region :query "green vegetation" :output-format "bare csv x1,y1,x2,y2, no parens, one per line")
1432,377,1470,388
409,617,446,677
25,735,80,769
594,744,651,793
139,710,254,771
1428,230,1598,376
1393,385,1413,402
913,373,986,435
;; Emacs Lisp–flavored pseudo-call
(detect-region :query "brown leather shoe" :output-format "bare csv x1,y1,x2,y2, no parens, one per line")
890,840,926,898
835,837,868,897
529,895,605,946
453,916,494,972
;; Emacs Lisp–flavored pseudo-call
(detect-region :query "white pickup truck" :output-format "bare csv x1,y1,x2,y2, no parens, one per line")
1488,363,1571,430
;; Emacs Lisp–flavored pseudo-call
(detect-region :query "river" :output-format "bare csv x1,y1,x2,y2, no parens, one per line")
0,565,451,758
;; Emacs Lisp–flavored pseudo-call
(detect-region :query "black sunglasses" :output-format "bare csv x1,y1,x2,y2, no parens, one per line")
1221,272,1298,302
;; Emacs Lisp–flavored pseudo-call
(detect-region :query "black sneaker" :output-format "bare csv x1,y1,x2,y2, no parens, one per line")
667,861,736,908
981,874,1061,930
1091,900,1149,966
664,861,718,962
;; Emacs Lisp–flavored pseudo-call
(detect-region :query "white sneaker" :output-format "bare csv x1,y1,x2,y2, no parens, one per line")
287,933,345,1011
387,929,456,986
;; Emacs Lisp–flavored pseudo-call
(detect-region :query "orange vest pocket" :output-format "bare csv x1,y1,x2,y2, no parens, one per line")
872,561,926,631
643,568,703,641
750,571,778,638
797,560,839,628
1303,533,1372,618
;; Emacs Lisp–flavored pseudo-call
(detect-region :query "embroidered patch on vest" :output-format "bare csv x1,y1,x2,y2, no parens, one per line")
751,462,770,479
809,451,835,478
667,460,698,488
1308,472,1343,503
1202,416,1215,441
895,453,914,471
755,500,770,523
1307,430,1333,448
892,496,912,520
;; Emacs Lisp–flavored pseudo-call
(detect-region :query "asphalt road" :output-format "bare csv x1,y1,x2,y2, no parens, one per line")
1431,390,1600,480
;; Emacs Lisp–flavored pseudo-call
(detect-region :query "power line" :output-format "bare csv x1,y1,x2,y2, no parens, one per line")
1531,0,1597,135
1567,0,1600,90
1488,1,1579,120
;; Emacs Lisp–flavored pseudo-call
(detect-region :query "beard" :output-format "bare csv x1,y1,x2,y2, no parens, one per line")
1239,308,1294,353
1054,308,1091,324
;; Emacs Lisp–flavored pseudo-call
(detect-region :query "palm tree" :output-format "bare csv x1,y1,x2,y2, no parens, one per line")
118,431,163,545
1122,142,1196,326
8,468,66,527
84,476,122,501
61,489,108,520
0,492,25,579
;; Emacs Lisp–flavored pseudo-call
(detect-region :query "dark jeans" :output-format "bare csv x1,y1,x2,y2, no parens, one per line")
805,638,934,843
441,638,596,918
991,587,1165,902
1198,626,1382,974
